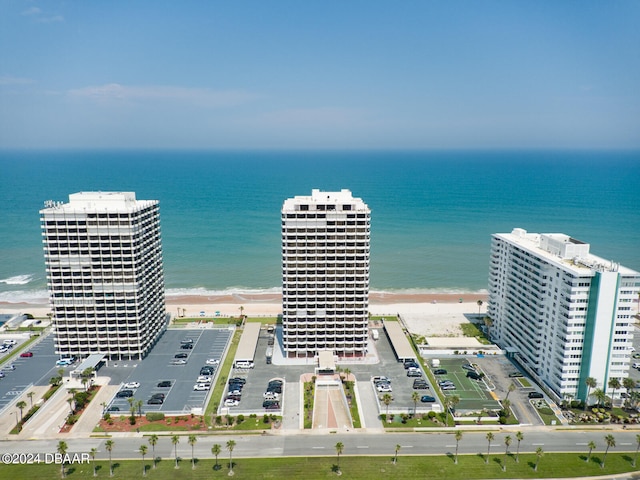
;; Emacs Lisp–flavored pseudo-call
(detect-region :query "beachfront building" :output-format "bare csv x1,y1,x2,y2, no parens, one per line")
488,228,640,404
281,189,370,358
40,192,167,361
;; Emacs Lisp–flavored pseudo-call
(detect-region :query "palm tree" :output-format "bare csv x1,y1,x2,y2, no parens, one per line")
57,440,68,478
105,439,114,477
16,400,26,423
477,299,483,314
148,434,158,469
27,391,35,409
343,367,351,382
485,432,494,464
211,443,221,470
136,399,143,417
382,393,392,420
586,440,596,463
90,447,97,477
411,391,419,415
515,431,523,463
139,444,148,476
503,435,512,471
335,442,344,472
454,430,463,464
593,388,607,408
188,434,197,469
483,316,494,340
601,434,615,468
226,439,236,474
584,377,597,410
446,395,460,425
171,434,180,468
632,434,640,468
608,377,621,406
534,447,543,471
505,383,516,401
393,444,401,464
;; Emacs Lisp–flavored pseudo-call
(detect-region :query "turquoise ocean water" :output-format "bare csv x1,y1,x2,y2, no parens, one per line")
0,150,638,302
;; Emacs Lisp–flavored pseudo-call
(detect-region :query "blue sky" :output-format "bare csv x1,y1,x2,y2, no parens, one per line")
1,1,639,149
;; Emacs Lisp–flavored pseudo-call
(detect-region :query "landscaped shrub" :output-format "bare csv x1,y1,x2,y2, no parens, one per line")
146,412,165,421
427,411,436,419
129,415,136,425
263,414,270,424
237,414,245,424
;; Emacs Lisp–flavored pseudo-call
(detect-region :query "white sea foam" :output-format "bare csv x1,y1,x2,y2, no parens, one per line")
165,287,283,298
0,289,49,304
0,274,35,285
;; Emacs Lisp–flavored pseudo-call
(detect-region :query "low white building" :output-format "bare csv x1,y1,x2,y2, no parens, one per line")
488,228,639,403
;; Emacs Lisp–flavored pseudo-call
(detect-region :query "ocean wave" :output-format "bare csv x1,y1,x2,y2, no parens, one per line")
165,287,283,298
0,274,35,285
371,288,488,296
0,289,49,303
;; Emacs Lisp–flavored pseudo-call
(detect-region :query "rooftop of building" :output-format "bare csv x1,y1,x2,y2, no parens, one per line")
40,191,157,213
495,228,639,276
282,189,369,212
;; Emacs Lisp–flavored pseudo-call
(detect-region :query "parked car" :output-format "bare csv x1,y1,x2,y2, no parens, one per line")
147,397,163,405
230,377,247,384
107,406,120,412
150,393,165,400
632,362,640,370
171,359,187,365
174,352,188,358
438,380,454,386
180,338,194,344
235,361,254,369
206,358,220,365
116,389,134,398
197,376,212,383
20,351,33,357
180,343,193,350
441,384,456,390
224,399,239,407
404,362,419,370
407,370,422,377
466,371,482,380
377,384,393,392
123,382,140,389
56,358,74,366
420,395,436,403
157,381,172,388
193,383,210,391
462,363,476,372
200,367,214,375
372,376,390,383
413,382,429,390
528,392,544,399
262,400,280,408
433,369,447,375
508,372,524,377
263,392,279,400
3,340,17,345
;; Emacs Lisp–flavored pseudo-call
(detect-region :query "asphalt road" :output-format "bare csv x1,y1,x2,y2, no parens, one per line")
1,429,639,462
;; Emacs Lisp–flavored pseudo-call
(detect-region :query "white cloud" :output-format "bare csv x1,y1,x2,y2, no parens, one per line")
35,14,64,24
21,6,63,23
0,75,36,86
67,83,258,108
21,7,42,16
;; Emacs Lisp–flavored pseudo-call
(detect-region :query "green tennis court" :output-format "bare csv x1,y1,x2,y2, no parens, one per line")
436,357,502,411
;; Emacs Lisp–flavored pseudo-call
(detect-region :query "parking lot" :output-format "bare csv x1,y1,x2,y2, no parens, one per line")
105,329,232,414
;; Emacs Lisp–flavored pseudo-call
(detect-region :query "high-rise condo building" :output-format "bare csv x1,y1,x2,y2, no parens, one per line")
281,189,370,358
488,228,639,403
41,192,166,360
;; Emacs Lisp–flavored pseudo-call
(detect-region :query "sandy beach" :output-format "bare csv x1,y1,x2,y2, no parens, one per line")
0,291,489,337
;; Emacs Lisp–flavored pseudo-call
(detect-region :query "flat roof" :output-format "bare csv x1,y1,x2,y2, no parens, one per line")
72,353,105,373
235,322,261,362
383,320,416,361
317,350,336,371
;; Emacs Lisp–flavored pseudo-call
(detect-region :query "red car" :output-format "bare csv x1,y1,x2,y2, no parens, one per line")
20,352,33,357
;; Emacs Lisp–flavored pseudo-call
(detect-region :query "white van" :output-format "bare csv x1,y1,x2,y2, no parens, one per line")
235,361,254,369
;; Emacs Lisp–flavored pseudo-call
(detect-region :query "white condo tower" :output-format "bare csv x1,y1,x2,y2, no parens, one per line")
41,192,166,360
488,228,639,404
281,189,371,358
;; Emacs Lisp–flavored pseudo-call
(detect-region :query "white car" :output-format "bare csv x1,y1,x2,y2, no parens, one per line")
228,389,242,396
197,376,212,383
171,359,187,365
206,358,220,365
235,361,254,369
3,340,17,346
123,382,140,389
263,391,280,399
633,362,640,369
377,384,392,392
224,399,239,407
193,383,210,391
